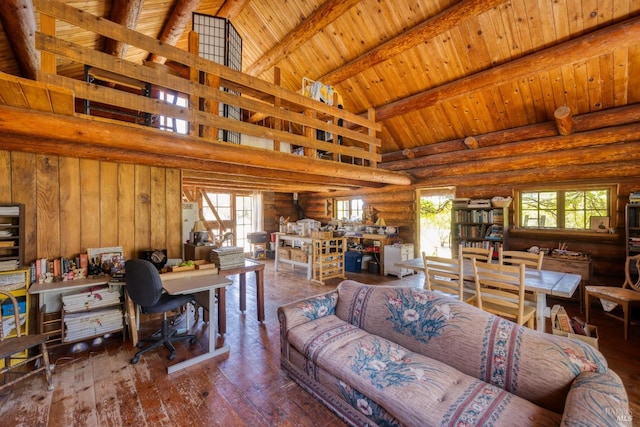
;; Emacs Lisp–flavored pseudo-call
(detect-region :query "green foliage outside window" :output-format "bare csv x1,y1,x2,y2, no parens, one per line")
520,188,609,230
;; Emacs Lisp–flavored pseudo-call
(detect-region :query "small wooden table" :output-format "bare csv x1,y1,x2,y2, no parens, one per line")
162,274,232,374
396,257,582,333
217,259,265,335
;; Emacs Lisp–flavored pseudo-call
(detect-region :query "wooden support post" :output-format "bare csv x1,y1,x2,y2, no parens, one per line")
188,31,201,138
554,106,574,136
39,14,56,75
368,108,377,167
304,109,317,158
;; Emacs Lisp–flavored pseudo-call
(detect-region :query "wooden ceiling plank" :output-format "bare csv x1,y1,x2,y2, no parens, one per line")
373,16,640,122
245,0,361,78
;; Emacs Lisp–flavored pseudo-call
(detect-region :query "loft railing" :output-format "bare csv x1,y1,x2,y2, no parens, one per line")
32,0,381,167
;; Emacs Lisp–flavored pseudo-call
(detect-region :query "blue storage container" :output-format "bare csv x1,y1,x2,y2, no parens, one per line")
1,296,26,316
345,251,363,272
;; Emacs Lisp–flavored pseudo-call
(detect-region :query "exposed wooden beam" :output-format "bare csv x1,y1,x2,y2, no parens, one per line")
554,106,574,136
409,123,640,179
0,104,412,187
373,16,640,123
319,0,504,87
0,0,39,79
381,103,640,168
245,0,360,78
147,0,202,64
215,0,250,20
104,0,145,58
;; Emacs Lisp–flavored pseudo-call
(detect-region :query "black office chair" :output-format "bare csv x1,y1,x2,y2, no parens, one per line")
125,259,196,364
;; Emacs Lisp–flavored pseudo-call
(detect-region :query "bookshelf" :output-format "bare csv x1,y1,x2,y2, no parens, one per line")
0,203,24,271
626,203,640,257
0,268,30,367
452,202,508,259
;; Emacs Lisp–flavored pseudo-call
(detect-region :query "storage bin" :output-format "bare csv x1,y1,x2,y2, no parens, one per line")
361,255,373,270
345,251,363,272
367,261,380,274
278,247,291,260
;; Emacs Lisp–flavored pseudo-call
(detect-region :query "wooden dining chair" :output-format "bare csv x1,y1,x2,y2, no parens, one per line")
472,258,536,328
498,247,544,269
585,254,640,340
422,252,475,303
0,290,53,391
459,244,493,263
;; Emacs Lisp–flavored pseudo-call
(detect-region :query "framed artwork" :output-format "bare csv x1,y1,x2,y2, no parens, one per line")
590,216,610,233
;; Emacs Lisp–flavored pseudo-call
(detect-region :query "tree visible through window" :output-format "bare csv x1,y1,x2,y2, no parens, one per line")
335,198,363,222
519,187,612,230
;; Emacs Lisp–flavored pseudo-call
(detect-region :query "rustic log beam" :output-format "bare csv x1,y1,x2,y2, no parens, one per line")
215,0,250,19
104,0,145,58
319,0,505,86
554,106,574,136
147,0,202,64
463,136,479,149
410,126,640,179
381,102,640,166
374,16,640,122
0,104,412,187
245,0,360,78
0,0,39,79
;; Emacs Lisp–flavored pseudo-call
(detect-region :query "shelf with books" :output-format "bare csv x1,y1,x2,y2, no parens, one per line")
452,205,508,259
0,204,24,272
626,203,640,257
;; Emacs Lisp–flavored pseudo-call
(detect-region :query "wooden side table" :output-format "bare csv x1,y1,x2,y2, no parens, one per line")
542,256,592,311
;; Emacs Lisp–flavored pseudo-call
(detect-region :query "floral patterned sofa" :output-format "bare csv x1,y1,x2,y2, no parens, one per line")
277,280,630,426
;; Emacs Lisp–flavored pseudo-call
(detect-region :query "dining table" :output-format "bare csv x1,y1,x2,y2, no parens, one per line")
395,257,582,333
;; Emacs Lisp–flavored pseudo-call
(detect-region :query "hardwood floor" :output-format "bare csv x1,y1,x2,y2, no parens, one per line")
0,260,638,426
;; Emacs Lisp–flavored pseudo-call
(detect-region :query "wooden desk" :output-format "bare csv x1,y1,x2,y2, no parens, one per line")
396,258,582,333
218,259,265,335
162,274,232,374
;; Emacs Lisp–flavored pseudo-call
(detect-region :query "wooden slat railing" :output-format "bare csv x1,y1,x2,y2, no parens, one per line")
33,0,381,166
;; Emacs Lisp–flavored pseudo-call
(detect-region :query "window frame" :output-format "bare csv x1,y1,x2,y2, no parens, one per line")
334,198,364,222
514,183,618,233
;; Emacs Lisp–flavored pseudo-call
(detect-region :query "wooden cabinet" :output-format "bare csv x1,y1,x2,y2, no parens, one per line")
626,203,640,257
384,244,414,278
0,204,24,270
0,268,30,367
312,237,346,285
452,205,507,259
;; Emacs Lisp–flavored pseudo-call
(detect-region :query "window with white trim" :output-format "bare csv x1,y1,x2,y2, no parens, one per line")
517,185,615,230
335,198,363,222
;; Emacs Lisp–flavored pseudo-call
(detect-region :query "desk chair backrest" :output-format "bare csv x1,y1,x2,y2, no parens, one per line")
125,259,163,308
498,248,544,269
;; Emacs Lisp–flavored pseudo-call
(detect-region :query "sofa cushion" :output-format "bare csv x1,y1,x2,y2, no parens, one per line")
287,313,562,426
333,280,609,414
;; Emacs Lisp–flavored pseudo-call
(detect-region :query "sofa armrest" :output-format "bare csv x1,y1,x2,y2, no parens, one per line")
562,370,631,426
277,290,339,359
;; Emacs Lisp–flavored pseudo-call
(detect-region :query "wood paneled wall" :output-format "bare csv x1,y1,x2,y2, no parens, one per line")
0,150,182,265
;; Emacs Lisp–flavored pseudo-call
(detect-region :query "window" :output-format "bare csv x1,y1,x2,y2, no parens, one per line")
517,185,615,230
201,192,260,252
335,198,363,222
158,91,188,134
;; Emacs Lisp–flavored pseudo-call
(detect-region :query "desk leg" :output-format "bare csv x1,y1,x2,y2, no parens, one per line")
536,293,547,333
239,272,247,312
167,286,229,374
218,287,226,336
256,270,265,323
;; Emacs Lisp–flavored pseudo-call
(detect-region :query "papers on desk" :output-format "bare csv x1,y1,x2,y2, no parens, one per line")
64,308,123,342
62,286,121,312
210,246,245,269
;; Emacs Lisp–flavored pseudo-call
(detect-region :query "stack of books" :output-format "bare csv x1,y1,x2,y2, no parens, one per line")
64,308,123,342
62,286,122,312
630,191,640,205
210,246,245,270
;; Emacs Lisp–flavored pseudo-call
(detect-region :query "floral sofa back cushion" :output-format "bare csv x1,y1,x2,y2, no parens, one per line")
334,280,609,414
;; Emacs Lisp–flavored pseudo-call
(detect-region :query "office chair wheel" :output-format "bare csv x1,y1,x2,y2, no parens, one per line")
131,355,140,364
136,342,145,349
189,337,196,345
168,353,176,361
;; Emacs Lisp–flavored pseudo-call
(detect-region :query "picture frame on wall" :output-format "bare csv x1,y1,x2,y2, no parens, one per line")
590,216,610,233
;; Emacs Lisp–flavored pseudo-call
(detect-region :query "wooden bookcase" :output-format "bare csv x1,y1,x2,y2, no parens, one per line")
452,205,508,259
312,237,346,285
626,203,640,257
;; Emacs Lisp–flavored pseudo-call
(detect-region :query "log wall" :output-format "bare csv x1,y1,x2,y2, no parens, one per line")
0,150,182,264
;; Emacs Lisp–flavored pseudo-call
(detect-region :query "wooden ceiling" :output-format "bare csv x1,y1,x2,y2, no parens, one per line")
0,0,639,192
